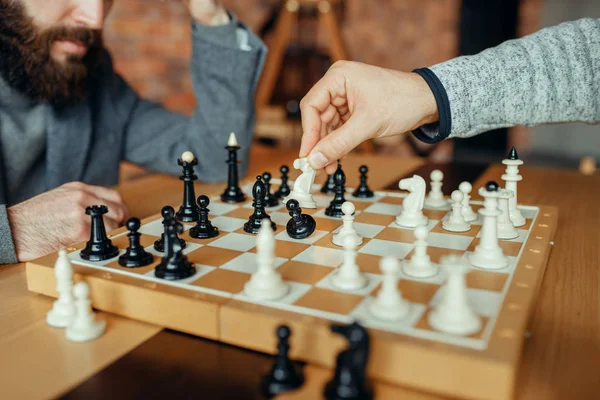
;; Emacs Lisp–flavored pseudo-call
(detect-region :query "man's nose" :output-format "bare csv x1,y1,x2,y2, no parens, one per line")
70,0,105,29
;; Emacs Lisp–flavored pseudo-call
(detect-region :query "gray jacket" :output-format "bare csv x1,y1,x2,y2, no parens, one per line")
0,19,266,263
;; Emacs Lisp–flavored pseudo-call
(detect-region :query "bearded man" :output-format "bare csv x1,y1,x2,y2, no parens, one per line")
0,0,265,263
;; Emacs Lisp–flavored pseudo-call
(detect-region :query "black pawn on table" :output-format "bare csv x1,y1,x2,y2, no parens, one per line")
324,322,373,400
261,325,305,398
320,173,336,194
286,199,316,239
176,151,200,222
274,165,291,199
118,217,154,268
220,133,246,203
189,195,219,239
353,165,374,198
244,176,276,234
262,171,280,208
486,180,499,192
154,218,196,281
154,206,186,252
80,205,120,262
325,164,347,218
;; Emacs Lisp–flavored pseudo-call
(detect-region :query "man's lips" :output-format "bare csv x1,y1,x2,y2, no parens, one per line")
53,40,88,56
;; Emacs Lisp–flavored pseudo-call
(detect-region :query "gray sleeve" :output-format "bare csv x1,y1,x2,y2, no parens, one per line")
121,16,266,182
417,18,600,141
0,205,18,264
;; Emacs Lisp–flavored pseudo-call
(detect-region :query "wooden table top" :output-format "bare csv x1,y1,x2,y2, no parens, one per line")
1,146,598,400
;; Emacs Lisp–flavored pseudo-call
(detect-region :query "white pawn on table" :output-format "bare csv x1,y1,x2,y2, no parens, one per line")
368,257,410,321
458,181,478,222
402,225,438,278
442,190,471,233
332,201,363,248
47,250,76,328
424,169,449,209
331,235,368,291
65,281,106,342
396,175,428,228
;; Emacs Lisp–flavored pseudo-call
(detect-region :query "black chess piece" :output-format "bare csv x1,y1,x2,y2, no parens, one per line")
274,165,291,199
220,135,246,203
176,152,200,222
286,199,316,239
80,205,120,261
261,325,305,398
320,173,336,194
262,172,280,208
118,217,155,268
324,322,373,400
244,176,276,234
189,195,219,239
154,218,196,280
352,165,374,198
325,164,347,218
154,206,186,252
508,146,519,160
485,180,499,192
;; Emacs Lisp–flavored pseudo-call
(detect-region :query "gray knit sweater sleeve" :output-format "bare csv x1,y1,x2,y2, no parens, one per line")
413,18,600,141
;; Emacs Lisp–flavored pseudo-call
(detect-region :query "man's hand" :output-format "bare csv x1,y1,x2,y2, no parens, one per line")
185,0,230,25
299,61,439,174
7,182,129,262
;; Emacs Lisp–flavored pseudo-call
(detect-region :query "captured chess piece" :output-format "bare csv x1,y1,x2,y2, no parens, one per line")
286,199,316,240
325,164,347,217
261,325,305,398
46,250,76,328
65,281,106,342
442,190,471,232
262,172,280,208
274,165,291,199
189,195,219,239
332,201,363,247
324,322,372,400
353,165,374,198
176,151,200,222
80,205,119,261
220,132,246,203
155,218,196,280
369,257,410,321
154,206,186,252
320,173,336,194
244,176,277,234
118,217,155,268
395,175,428,228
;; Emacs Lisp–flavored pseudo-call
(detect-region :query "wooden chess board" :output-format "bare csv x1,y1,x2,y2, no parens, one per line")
26,181,558,400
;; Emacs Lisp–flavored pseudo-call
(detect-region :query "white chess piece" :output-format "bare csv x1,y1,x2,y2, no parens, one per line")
497,189,519,240
395,175,428,228
284,158,317,208
428,255,481,336
424,169,449,209
46,250,76,328
458,181,478,222
65,281,106,342
468,184,509,269
501,149,526,227
244,219,289,300
331,235,368,291
332,202,363,247
402,225,438,278
368,257,410,321
442,190,471,232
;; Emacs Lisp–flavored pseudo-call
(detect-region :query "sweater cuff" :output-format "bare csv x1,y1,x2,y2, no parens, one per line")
411,68,451,144
0,205,18,264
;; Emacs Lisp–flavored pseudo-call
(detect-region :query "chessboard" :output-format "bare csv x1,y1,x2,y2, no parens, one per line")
26,180,557,400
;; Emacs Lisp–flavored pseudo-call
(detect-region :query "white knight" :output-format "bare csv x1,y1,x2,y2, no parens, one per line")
396,175,428,228
284,158,317,209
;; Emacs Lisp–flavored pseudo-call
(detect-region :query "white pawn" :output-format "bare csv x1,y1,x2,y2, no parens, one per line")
428,255,481,336
442,190,471,232
402,226,438,278
65,281,106,342
244,219,289,300
331,235,368,291
332,202,363,248
369,257,410,321
497,189,519,240
458,182,478,222
46,250,76,328
424,169,449,209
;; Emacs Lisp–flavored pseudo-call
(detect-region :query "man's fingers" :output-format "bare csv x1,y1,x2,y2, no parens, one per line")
103,216,120,233
100,199,129,224
307,115,367,170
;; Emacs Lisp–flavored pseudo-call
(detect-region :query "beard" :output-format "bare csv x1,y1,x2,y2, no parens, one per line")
0,0,104,107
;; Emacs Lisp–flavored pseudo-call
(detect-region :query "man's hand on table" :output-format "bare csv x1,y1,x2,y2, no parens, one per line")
7,182,129,262
184,0,230,25
299,61,439,174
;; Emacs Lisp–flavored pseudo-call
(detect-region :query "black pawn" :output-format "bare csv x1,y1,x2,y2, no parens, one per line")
118,217,154,268
154,218,196,281
261,325,304,398
324,322,372,400
244,176,276,234
262,172,280,208
154,206,186,252
485,180,499,192
353,165,374,198
189,195,219,239
508,146,519,160
220,137,246,203
286,199,316,239
325,165,347,218
320,173,336,194
274,165,291,199
80,205,120,261
176,153,200,222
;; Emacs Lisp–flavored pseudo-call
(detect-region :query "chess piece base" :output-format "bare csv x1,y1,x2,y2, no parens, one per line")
153,236,186,253
468,250,509,270
401,259,438,278
428,307,481,336
261,366,304,398
284,191,316,209
395,213,428,228
367,297,410,322
220,188,246,204
442,220,471,233
154,260,196,281
175,207,199,223
325,203,344,218
324,381,373,400
46,303,75,328
286,215,316,240
244,277,289,301
66,319,106,342
352,188,374,198
510,210,526,227
332,231,363,247
118,251,154,268
330,269,368,292
189,225,219,239
498,225,519,240
244,217,276,234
